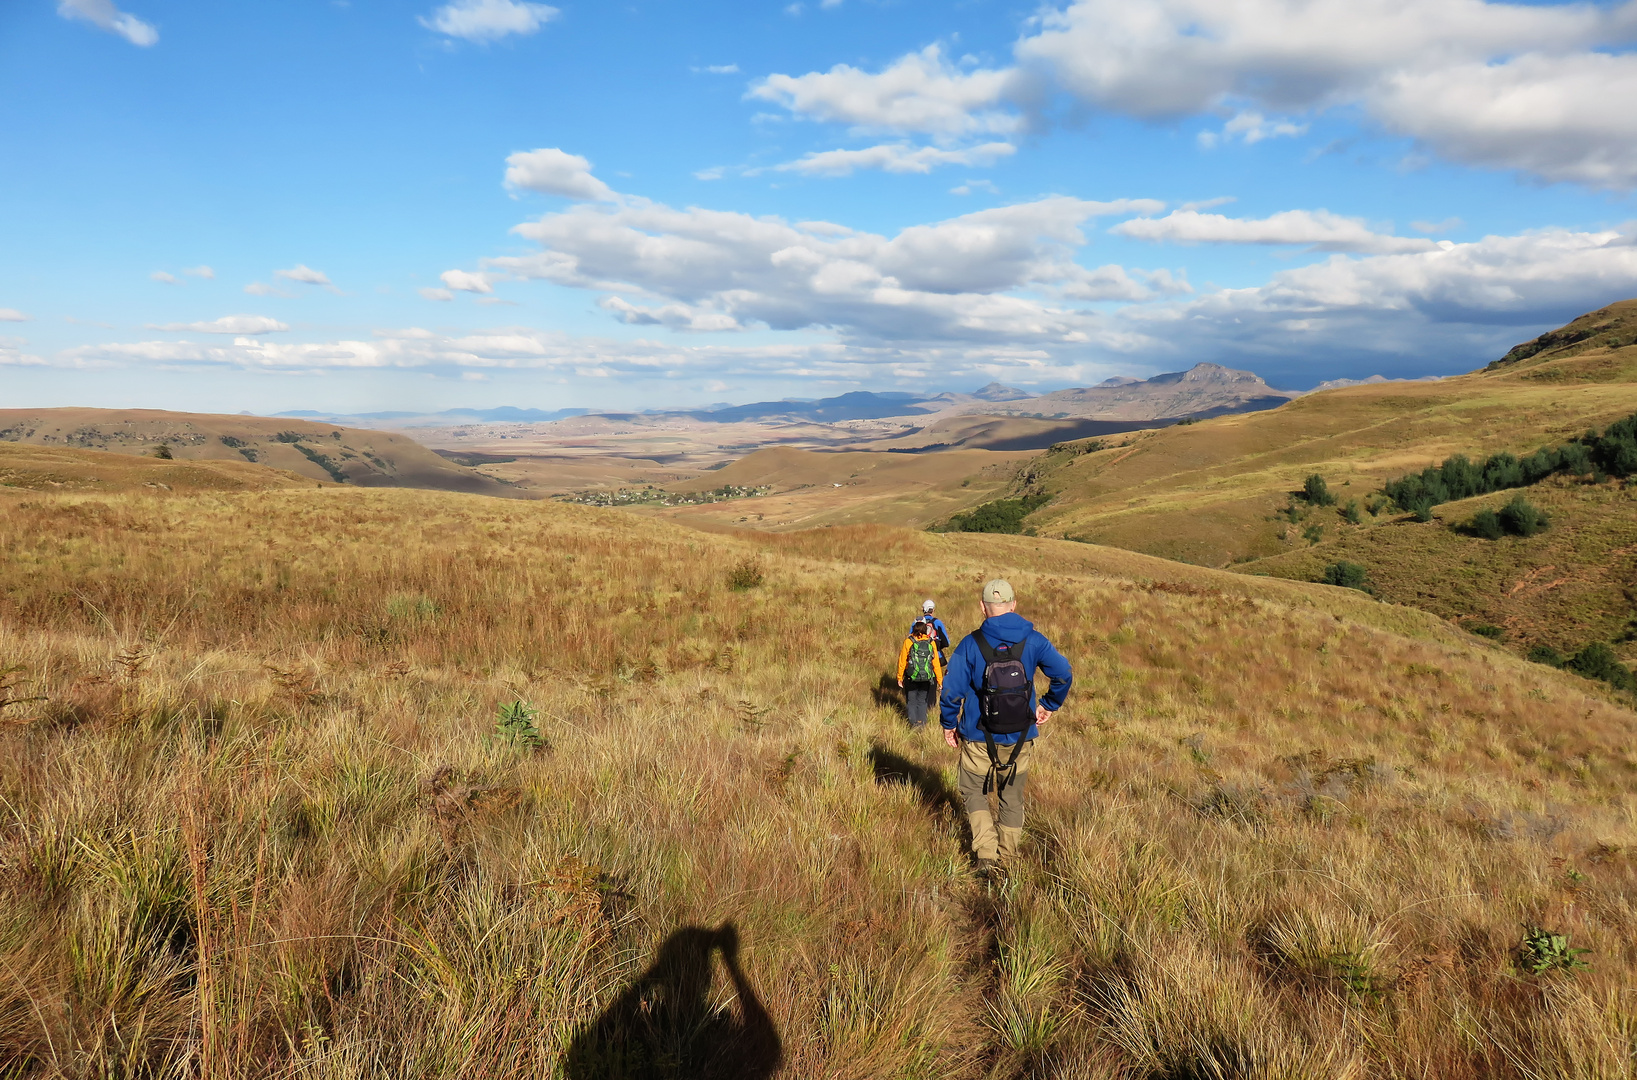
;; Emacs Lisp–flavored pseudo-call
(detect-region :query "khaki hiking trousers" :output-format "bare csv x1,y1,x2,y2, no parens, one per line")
957,737,1031,863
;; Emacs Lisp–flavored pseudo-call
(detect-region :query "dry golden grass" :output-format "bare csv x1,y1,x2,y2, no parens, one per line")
2,486,1636,1078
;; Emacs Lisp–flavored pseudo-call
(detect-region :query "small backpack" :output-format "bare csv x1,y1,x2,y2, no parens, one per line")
906,637,937,683
973,630,1033,792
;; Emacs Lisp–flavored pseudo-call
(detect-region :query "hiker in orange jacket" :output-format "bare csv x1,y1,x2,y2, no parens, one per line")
896,619,944,729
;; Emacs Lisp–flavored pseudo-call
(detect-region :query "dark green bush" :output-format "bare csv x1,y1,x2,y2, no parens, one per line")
1468,624,1505,640
945,493,1052,534
1302,523,1325,545
152,444,173,460
1528,644,1566,667
1321,561,1370,591
1566,642,1636,693
1466,508,1504,540
1303,474,1336,506
1497,495,1548,537
1342,500,1362,525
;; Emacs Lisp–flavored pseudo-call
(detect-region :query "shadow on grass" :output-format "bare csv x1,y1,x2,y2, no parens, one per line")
561,921,782,1080
867,742,960,817
870,672,908,719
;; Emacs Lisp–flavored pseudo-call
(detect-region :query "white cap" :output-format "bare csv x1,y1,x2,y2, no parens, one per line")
922,599,935,612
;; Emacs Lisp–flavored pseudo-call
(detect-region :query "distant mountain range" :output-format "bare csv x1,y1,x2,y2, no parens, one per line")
981,363,1296,421
272,369,1307,428
278,406,592,423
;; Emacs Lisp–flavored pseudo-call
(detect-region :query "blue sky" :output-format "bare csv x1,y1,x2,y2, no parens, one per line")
3,0,1636,414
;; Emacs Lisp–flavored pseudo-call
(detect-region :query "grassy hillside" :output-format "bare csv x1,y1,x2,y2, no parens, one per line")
0,441,316,495
0,408,518,497
1019,348,1637,568
3,484,1636,1077
649,445,1035,531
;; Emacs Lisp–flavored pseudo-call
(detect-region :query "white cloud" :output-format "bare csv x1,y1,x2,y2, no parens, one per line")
750,45,1021,138
1016,0,1637,187
476,187,1170,346
0,309,30,322
419,0,558,42
57,0,157,47
0,339,47,367
694,166,727,181
1412,217,1463,234
1112,209,1436,253
952,179,1001,196
151,270,180,285
440,269,494,294
776,141,1016,176
757,1,1637,187
1120,226,1637,380
183,265,216,279
244,281,290,297
694,64,740,74
503,148,616,200
1199,111,1309,148
146,315,291,335
274,264,332,286
420,287,456,301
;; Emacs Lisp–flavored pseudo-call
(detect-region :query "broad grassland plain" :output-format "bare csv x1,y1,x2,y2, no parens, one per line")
2,486,1637,1077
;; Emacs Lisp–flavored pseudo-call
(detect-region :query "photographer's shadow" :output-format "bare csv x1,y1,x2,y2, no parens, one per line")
561,922,782,1080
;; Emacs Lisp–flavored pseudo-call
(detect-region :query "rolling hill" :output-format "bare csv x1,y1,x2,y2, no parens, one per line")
2,480,1634,1077
0,408,520,497
952,300,1637,671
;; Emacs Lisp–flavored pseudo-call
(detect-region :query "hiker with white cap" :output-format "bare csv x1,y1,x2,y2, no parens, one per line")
939,578,1072,875
917,599,951,660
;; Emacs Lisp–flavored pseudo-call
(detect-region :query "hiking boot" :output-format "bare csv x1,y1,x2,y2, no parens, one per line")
975,857,997,877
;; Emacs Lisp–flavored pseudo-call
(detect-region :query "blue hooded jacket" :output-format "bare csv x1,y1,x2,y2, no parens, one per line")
939,612,1073,744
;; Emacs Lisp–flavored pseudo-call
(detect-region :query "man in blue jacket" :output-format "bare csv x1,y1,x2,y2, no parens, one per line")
940,578,1072,874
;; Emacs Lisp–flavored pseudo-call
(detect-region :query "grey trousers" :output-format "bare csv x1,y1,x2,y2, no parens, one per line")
905,683,935,727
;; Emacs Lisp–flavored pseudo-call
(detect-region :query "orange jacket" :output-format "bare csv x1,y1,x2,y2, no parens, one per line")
896,634,944,684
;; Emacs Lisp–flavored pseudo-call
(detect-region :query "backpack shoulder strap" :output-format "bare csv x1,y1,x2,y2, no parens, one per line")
971,630,999,664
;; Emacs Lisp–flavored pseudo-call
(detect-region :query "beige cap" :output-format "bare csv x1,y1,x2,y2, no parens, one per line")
981,578,1014,604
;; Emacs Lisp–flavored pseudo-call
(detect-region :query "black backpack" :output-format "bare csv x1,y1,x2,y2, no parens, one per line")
973,630,1033,792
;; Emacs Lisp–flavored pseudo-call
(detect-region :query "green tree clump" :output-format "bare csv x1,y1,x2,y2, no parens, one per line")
1528,641,1636,694
945,493,1052,534
1321,561,1371,592
1342,499,1362,525
1382,409,1637,517
152,444,173,459
1303,474,1336,506
1565,642,1637,693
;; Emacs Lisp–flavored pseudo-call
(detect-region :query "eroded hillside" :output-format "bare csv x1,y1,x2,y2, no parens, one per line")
0,408,517,497
2,485,1635,1077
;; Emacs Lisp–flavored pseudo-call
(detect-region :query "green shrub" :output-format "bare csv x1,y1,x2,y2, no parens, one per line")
1497,495,1548,537
1528,644,1566,667
727,556,765,590
1321,561,1370,592
493,700,546,751
1302,523,1325,545
1342,500,1362,525
1303,474,1336,507
945,493,1052,534
152,444,173,460
1566,642,1636,692
1520,925,1590,975
1468,624,1505,640
1466,508,1504,540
